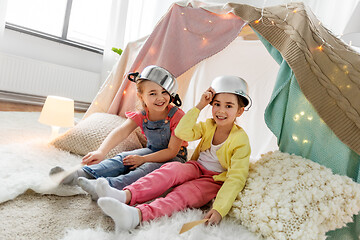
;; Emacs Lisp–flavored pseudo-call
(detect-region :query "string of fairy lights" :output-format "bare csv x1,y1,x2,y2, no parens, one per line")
179,0,356,54
96,1,357,145
253,0,357,52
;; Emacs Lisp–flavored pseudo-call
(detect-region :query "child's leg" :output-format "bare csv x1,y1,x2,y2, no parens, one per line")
125,161,202,205
106,162,164,189
106,147,187,190
138,176,222,221
83,148,154,179
79,161,164,200
78,177,130,202
79,161,185,201
58,148,154,186
88,162,197,202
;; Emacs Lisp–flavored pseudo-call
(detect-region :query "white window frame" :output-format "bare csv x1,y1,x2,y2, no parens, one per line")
5,0,103,54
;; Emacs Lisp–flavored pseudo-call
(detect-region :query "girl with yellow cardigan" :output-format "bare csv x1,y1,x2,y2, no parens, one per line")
90,76,252,233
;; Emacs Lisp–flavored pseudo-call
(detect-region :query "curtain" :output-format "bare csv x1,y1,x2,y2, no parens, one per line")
101,0,178,84
0,0,8,36
101,0,129,84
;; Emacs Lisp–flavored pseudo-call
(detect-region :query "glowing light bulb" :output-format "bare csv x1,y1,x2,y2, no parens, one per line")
271,21,275,25
202,37,206,40
219,13,234,20
209,20,212,23
300,111,305,116
307,116,313,121
255,19,260,24
346,85,351,89
149,47,156,55
184,28,187,31
317,45,323,51
292,135,298,141
303,140,309,144
293,114,300,121
181,12,184,15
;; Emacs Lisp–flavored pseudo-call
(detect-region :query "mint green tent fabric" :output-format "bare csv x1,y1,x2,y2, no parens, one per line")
258,34,360,239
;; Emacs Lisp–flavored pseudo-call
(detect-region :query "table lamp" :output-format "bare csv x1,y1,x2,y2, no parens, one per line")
38,95,74,139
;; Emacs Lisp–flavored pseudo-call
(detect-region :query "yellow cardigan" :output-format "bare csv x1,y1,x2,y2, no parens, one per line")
174,107,251,217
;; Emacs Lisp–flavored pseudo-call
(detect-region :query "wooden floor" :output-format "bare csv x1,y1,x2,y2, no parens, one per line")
0,101,85,112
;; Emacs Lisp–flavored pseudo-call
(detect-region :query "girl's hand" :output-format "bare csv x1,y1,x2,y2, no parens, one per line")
123,155,145,169
196,87,215,110
82,150,105,165
204,209,222,225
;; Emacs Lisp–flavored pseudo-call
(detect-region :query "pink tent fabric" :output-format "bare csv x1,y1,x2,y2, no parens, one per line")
108,3,246,116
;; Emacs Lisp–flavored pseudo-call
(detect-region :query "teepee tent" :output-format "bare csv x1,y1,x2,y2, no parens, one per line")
83,1,360,238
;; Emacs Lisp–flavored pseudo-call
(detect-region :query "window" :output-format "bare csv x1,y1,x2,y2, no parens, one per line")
6,0,112,52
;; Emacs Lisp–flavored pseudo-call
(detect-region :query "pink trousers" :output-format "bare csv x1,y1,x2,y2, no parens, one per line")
124,161,223,222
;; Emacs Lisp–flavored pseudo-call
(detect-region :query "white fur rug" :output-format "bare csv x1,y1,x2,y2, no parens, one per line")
0,111,259,240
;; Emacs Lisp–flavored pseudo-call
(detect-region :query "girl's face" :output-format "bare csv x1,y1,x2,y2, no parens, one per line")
211,93,244,127
138,80,171,112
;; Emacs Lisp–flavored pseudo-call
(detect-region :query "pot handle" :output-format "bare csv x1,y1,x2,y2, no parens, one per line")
172,94,182,107
128,72,140,82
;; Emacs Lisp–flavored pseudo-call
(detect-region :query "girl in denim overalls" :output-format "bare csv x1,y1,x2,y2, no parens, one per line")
53,66,187,200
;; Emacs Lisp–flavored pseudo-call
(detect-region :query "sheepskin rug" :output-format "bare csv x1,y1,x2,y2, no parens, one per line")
0,111,259,240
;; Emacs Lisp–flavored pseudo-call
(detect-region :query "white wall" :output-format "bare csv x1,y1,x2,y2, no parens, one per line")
0,28,103,105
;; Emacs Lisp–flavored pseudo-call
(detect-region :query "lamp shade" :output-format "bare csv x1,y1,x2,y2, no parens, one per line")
38,96,74,128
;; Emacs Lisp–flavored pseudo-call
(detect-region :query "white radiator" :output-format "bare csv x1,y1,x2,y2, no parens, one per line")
0,52,101,103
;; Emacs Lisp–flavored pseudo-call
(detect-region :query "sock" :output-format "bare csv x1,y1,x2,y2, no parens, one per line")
97,197,140,232
78,177,99,201
95,178,126,203
49,166,64,175
58,168,90,186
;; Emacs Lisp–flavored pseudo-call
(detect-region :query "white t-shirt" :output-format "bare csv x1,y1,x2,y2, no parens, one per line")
197,141,226,173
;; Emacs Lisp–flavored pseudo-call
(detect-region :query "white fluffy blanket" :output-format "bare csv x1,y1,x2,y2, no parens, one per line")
0,112,85,203
0,112,258,240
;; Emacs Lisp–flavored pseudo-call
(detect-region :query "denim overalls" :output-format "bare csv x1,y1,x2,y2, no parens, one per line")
83,106,187,190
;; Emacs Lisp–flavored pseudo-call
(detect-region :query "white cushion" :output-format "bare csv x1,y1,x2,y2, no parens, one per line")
230,151,360,240
51,113,146,158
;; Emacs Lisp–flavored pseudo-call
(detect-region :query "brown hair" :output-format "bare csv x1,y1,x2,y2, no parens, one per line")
211,93,246,109
237,95,247,108
135,79,147,110
136,79,147,94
